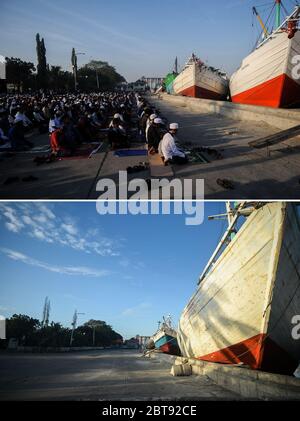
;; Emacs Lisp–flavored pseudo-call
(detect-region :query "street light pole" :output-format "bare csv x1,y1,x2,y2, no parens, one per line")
96,70,100,90
70,309,85,347
88,324,96,346
90,57,100,91
72,50,86,91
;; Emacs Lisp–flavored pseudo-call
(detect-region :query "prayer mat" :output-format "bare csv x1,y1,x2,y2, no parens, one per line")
114,149,148,157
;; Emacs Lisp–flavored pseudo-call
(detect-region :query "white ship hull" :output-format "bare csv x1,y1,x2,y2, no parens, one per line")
173,62,229,100
178,203,300,374
230,30,300,108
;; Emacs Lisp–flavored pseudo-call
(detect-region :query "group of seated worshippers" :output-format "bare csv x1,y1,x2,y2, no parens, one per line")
107,114,129,150
0,106,34,151
0,92,137,155
136,95,188,165
47,93,136,155
1,92,188,164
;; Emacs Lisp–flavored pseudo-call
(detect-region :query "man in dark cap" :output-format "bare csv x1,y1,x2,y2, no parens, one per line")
148,117,166,154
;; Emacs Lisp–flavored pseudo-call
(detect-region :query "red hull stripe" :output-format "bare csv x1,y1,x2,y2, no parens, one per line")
231,73,300,108
197,333,265,369
196,333,298,374
178,85,226,100
160,342,180,355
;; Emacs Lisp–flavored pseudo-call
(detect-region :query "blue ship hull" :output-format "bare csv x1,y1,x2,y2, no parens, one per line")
154,334,180,355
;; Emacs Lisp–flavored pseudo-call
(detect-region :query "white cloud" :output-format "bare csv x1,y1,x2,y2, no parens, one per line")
2,205,24,233
0,248,111,278
5,222,21,233
122,302,151,317
62,224,78,236
37,0,150,51
0,305,15,314
22,215,34,225
0,203,120,258
36,204,55,220
32,214,48,224
31,228,47,241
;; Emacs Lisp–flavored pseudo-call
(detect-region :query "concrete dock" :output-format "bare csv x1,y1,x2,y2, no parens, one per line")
149,94,300,199
0,133,149,200
1,349,299,401
149,351,300,401
1,95,300,199
0,350,240,401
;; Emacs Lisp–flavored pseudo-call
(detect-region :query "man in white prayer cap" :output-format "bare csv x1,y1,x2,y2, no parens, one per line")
159,123,188,165
145,113,157,142
109,112,124,128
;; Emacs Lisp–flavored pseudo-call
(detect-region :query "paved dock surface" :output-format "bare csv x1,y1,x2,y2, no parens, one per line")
150,97,300,199
0,350,241,401
0,132,149,199
2,98,299,198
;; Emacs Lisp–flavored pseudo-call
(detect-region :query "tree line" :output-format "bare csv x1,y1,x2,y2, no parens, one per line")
0,314,123,348
4,33,126,93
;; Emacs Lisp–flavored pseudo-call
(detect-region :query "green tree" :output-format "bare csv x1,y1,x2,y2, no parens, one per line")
36,322,71,347
6,314,40,345
48,66,73,92
78,60,126,91
3,314,122,349
71,48,78,91
5,57,36,92
70,319,123,347
36,33,48,89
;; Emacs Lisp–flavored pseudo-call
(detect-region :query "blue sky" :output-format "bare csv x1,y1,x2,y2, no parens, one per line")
1,0,297,82
0,201,230,339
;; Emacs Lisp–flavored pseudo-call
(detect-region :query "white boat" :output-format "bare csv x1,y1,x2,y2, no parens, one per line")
151,315,180,355
230,2,300,108
178,202,300,375
173,54,229,100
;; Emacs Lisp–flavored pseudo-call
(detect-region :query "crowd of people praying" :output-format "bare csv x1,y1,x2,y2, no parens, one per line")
0,92,188,165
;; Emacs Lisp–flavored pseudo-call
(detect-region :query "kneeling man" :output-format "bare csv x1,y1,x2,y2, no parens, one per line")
159,123,188,165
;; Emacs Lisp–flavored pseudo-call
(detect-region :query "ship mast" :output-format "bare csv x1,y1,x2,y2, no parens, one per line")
275,0,281,29
225,202,233,225
253,6,269,38
253,1,281,36
174,57,178,74
255,4,300,49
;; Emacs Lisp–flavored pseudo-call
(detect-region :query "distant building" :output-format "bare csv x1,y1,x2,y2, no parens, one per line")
136,335,151,348
123,337,139,349
118,79,148,93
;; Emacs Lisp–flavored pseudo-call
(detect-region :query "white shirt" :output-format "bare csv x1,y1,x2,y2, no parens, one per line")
111,124,126,135
160,132,185,160
33,111,45,122
145,119,152,141
0,127,9,141
15,111,32,127
49,117,61,133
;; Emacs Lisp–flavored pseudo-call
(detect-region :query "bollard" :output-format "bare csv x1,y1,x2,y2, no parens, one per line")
170,364,192,377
